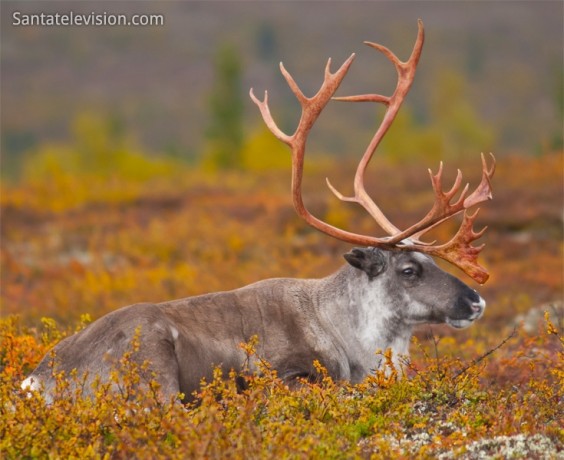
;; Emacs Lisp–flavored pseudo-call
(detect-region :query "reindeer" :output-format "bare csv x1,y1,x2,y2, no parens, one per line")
23,21,495,403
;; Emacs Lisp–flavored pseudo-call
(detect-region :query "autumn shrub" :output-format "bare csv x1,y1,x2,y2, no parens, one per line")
1,151,562,457
1,313,562,459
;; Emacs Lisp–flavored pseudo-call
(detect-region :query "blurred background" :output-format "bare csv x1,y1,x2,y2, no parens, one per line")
2,1,562,172
1,1,562,330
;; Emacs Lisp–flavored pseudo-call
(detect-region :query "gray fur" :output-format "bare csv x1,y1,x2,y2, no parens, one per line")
23,248,485,403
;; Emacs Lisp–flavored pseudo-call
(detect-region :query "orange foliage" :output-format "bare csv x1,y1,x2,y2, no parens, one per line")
0,151,562,457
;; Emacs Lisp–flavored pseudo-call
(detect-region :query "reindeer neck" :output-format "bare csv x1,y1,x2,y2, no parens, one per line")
316,264,413,370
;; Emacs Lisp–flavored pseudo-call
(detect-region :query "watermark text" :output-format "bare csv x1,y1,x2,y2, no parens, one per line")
12,11,165,27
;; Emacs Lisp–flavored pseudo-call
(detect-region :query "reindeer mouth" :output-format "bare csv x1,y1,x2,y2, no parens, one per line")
446,317,477,329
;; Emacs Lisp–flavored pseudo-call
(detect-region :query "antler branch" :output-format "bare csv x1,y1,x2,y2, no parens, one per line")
327,19,425,235
388,152,496,244
419,210,490,283
251,54,375,242
250,20,495,284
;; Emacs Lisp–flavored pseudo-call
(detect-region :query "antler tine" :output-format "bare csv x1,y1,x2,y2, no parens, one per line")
279,62,308,107
409,167,469,240
463,152,496,208
249,89,292,145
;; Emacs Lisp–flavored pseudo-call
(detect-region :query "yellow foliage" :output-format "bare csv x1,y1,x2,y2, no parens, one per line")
2,112,185,213
324,197,354,230
241,125,291,171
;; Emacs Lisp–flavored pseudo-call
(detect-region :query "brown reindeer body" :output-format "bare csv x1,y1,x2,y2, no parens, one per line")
24,250,484,403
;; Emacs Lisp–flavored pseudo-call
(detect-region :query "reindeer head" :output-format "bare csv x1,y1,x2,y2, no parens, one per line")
344,247,485,330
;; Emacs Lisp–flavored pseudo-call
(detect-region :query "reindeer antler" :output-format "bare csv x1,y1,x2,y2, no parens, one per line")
250,20,495,284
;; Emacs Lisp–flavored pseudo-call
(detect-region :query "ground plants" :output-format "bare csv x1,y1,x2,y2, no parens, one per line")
0,313,561,458
1,151,562,458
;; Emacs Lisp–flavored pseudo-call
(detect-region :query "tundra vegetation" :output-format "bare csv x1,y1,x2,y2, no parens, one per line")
1,146,562,458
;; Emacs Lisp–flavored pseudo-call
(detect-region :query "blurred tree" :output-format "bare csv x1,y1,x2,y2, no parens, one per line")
379,107,443,163
1,131,36,179
24,111,175,184
429,69,495,158
204,44,245,170
256,22,278,62
465,36,486,77
73,112,126,175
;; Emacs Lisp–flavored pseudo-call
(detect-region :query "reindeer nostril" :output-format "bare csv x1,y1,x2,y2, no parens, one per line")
470,297,486,314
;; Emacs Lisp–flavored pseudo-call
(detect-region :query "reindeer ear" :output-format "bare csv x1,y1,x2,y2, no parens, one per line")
344,247,387,280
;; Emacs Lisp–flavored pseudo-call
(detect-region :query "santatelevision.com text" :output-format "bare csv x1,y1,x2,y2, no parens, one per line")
12,11,164,27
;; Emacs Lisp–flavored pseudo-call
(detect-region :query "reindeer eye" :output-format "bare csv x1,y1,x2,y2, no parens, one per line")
401,267,416,277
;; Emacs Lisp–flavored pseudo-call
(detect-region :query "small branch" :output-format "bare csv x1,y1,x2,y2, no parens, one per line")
454,326,518,380
429,327,445,380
